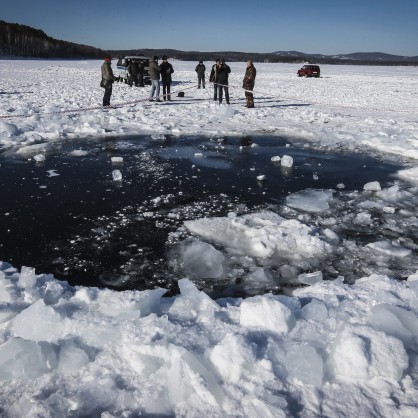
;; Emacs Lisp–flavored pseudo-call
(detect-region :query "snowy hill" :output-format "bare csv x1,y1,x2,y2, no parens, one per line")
272,50,418,62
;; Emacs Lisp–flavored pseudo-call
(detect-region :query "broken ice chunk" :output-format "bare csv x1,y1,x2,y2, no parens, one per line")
297,271,323,285
69,149,89,157
366,240,411,257
363,181,381,192
281,155,293,167
34,154,45,162
112,169,122,181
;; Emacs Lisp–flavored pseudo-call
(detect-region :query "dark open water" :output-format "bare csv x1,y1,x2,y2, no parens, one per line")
0,135,401,296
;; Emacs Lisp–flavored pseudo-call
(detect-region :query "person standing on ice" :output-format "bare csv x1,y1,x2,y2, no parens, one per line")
195,60,206,88
128,59,139,87
216,58,231,104
148,56,161,102
243,59,256,108
209,59,220,101
137,59,145,87
101,55,117,107
160,56,174,101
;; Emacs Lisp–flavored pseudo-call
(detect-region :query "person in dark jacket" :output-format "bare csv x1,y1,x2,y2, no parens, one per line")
209,59,220,101
243,59,256,108
195,60,206,89
137,60,145,87
216,58,231,104
101,55,116,106
160,56,174,101
128,59,139,87
148,56,161,101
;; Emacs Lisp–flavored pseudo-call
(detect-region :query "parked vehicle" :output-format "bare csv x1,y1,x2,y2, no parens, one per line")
115,56,151,85
297,65,321,78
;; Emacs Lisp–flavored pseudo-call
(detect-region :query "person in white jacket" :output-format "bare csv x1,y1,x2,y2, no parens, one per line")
148,56,161,101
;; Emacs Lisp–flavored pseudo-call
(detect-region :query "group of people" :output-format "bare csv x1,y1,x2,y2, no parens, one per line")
126,58,146,87
148,55,174,101
101,55,256,108
206,58,256,108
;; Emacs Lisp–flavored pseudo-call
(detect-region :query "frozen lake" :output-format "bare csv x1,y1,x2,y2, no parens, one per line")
1,134,412,297
1,59,418,417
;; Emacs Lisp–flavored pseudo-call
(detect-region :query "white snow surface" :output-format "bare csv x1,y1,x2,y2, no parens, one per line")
1,265,418,417
1,59,418,417
0,60,417,161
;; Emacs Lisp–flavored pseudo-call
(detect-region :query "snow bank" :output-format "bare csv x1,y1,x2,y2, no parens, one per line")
1,264,418,417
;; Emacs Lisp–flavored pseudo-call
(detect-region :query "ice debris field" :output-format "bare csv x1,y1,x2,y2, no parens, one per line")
0,60,418,417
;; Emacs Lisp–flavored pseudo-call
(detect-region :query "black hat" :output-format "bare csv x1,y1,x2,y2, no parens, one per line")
199,60,203,63
162,55,167,60
153,56,158,60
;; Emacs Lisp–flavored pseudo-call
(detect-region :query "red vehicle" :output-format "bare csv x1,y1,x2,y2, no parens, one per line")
297,65,320,78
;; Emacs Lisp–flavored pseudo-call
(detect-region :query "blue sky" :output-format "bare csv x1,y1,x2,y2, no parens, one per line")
2,0,417,56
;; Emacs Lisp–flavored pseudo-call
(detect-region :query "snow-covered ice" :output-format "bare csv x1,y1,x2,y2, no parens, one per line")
1,265,418,417
0,59,418,417
1,60,417,160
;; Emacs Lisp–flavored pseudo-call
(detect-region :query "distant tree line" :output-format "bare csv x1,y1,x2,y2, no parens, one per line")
110,48,314,64
110,48,418,66
110,48,281,63
0,20,105,58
